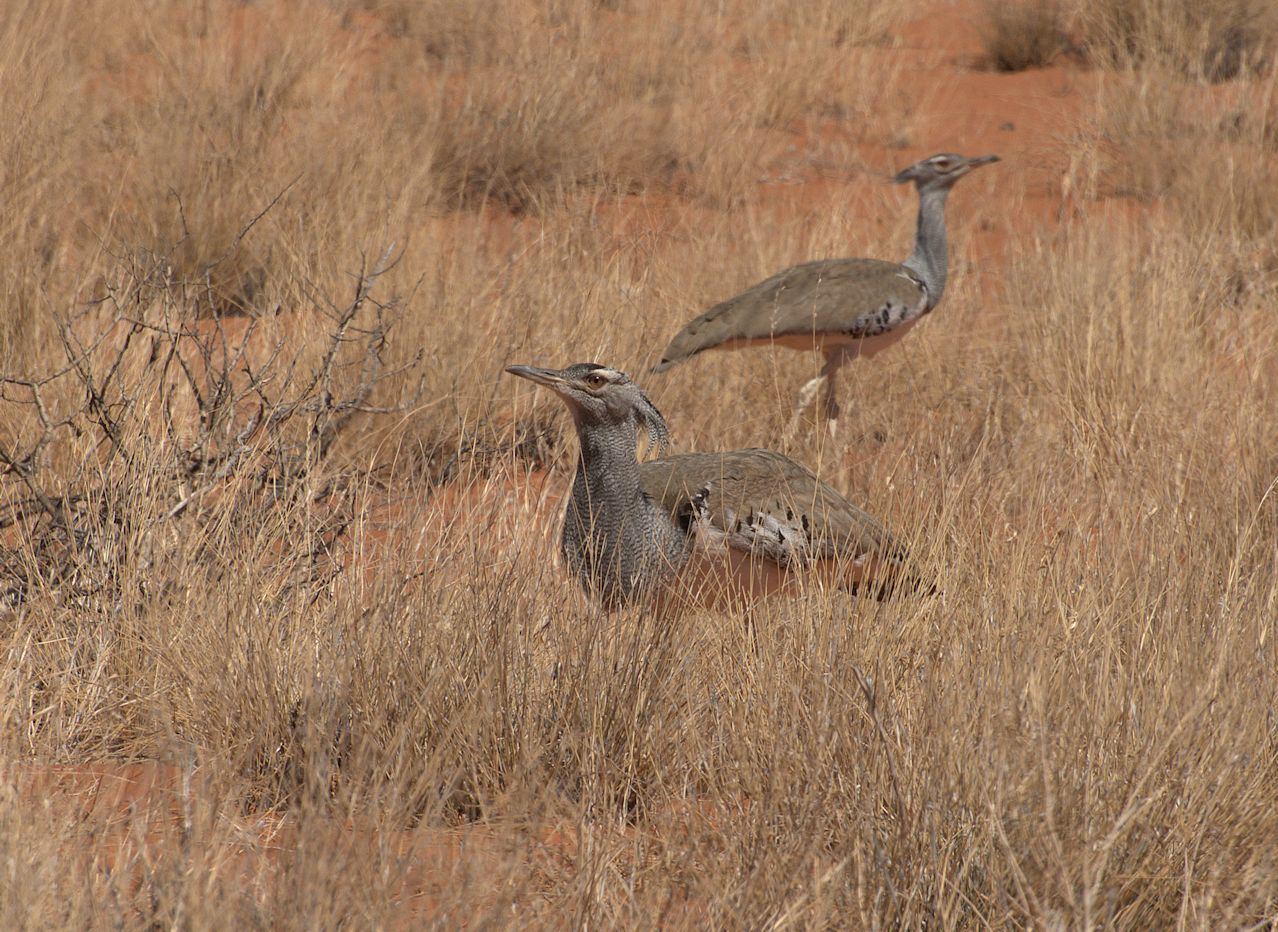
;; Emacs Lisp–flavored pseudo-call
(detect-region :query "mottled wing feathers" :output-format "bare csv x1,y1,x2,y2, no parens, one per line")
654,259,928,370
639,450,905,570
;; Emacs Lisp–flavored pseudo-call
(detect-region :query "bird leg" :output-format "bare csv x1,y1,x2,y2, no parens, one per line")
823,369,841,439
785,352,847,441
783,372,828,442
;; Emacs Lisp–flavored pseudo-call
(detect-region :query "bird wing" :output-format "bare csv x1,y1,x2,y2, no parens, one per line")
639,450,906,571
653,259,928,371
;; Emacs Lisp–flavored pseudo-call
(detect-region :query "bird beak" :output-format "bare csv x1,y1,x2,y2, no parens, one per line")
505,364,567,389
968,154,1000,169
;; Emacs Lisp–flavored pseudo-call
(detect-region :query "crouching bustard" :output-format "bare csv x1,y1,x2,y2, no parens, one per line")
652,153,999,439
506,362,919,613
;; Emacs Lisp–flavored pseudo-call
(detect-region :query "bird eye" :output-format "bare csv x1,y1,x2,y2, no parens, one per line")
585,373,606,386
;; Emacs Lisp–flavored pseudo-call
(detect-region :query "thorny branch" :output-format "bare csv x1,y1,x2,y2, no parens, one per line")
0,225,425,614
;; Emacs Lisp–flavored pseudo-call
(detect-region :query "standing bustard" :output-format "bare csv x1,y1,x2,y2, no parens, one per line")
652,152,999,438
506,362,912,612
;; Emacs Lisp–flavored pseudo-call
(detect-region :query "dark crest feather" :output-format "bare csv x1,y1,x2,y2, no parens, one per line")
634,389,670,456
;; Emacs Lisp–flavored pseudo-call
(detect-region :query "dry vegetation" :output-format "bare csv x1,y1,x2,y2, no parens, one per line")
980,0,1278,76
979,0,1069,72
2,0,1277,927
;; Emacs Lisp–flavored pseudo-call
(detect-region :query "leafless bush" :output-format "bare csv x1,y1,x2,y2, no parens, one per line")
0,221,422,628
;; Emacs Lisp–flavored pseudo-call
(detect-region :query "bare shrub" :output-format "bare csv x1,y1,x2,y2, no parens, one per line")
0,223,422,641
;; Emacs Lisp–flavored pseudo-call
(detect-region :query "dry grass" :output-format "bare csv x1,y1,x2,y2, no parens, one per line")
978,0,1069,72
2,0,1278,927
1078,0,1278,79
982,0,1278,78
1077,61,1278,252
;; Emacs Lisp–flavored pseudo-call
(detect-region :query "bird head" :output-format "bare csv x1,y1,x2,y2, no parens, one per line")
505,362,671,455
894,152,999,192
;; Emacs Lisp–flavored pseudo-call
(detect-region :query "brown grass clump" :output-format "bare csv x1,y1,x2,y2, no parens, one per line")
1077,62,1278,260
982,0,1278,78
1078,0,1278,79
978,0,1070,71
3,0,1278,926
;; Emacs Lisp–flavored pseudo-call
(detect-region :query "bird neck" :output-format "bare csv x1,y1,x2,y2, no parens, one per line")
572,418,644,508
902,185,951,308
564,415,679,608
